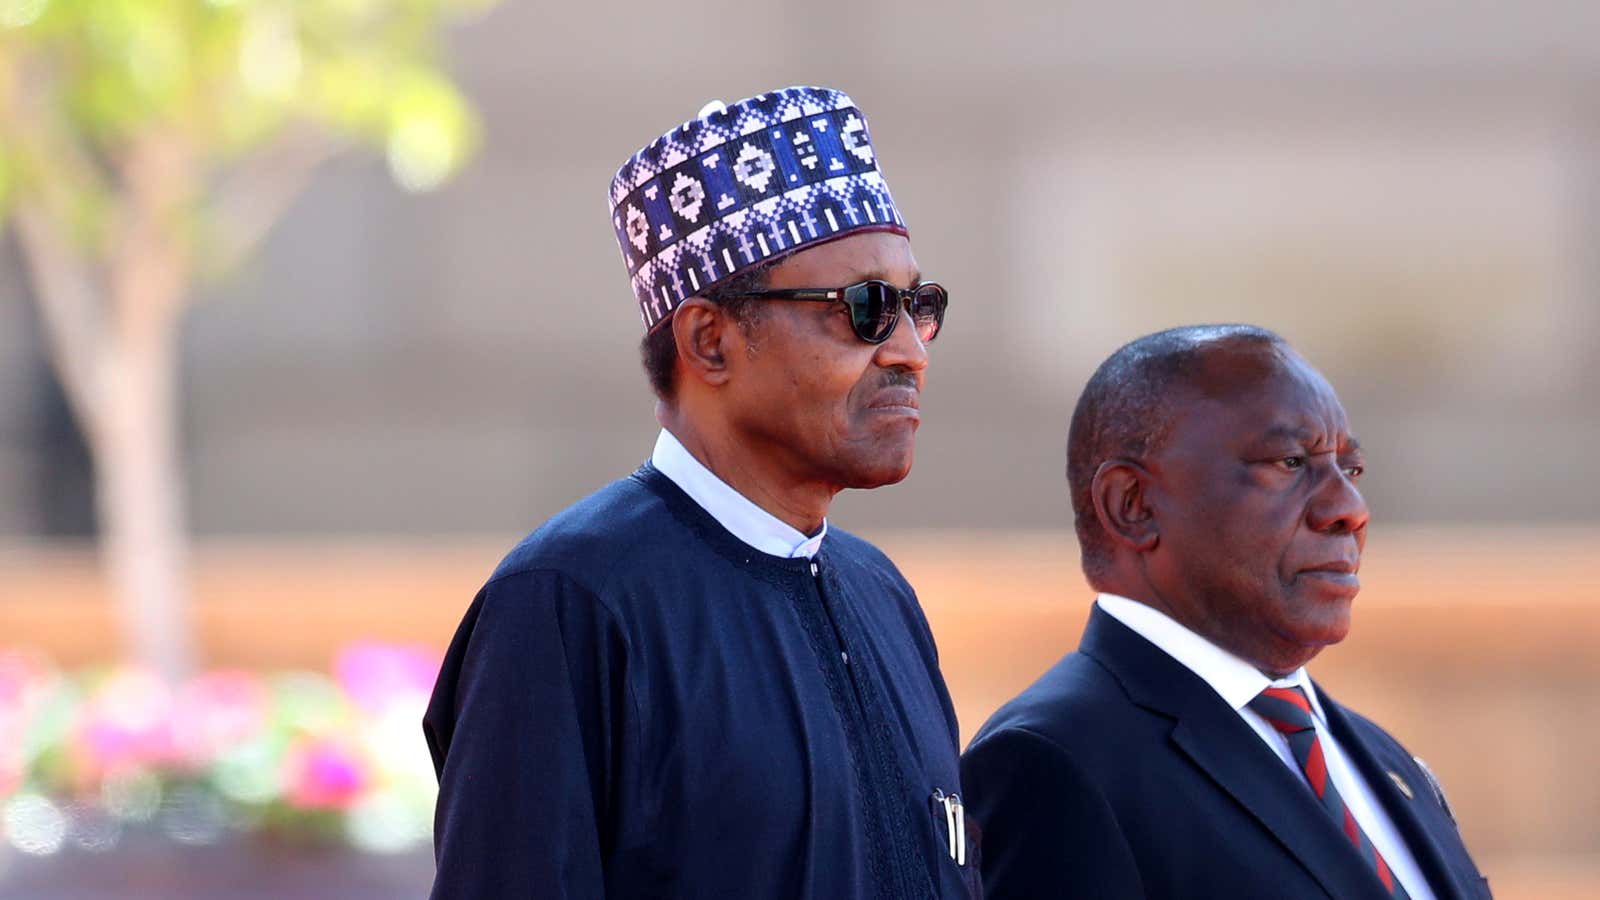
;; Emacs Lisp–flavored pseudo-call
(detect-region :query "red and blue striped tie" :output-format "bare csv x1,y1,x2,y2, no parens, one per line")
1249,686,1411,898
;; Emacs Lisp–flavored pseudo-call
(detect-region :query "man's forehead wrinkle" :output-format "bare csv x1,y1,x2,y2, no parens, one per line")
850,266,921,287
1255,422,1335,451
850,249,921,286
1258,423,1312,443
1251,390,1359,451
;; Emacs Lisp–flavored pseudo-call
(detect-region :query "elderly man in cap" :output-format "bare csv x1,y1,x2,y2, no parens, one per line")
961,325,1490,899
423,87,979,898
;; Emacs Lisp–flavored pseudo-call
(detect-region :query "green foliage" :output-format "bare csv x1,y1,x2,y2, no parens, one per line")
0,0,494,231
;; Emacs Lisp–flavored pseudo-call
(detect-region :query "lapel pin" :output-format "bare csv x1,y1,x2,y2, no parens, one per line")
1387,770,1415,800
1413,755,1458,823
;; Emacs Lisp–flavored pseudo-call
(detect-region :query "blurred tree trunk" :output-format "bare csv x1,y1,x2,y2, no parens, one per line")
96,275,192,679
14,136,196,679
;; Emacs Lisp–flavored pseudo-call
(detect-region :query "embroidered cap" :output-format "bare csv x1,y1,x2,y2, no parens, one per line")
609,86,909,332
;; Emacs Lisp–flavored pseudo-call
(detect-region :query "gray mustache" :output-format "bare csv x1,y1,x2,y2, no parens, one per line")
877,371,920,391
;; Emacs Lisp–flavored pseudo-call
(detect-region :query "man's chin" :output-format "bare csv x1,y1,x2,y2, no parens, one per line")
1281,613,1353,655
844,455,915,490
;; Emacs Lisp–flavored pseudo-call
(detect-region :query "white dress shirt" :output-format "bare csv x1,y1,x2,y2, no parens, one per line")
1096,593,1437,900
651,429,826,559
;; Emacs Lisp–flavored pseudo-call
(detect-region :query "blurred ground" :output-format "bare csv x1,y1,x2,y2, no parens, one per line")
3,525,1597,898
0,831,432,899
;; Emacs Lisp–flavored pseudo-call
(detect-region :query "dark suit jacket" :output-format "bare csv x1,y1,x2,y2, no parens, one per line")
960,606,1491,899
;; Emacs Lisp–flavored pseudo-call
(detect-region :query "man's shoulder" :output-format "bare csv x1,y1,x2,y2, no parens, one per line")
820,525,900,572
489,469,673,585
819,526,924,611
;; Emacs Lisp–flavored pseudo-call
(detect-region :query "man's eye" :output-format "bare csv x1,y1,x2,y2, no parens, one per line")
1343,464,1365,478
1277,457,1306,471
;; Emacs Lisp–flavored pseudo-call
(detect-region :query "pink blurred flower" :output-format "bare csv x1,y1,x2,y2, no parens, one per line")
281,735,370,810
0,649,55,728
72,666,177,783
0,649,55,712
333,642,441,716
171,670,270,767
0,651,57,795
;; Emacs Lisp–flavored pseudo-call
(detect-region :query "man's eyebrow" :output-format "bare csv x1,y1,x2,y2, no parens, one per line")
1257,423,1359,451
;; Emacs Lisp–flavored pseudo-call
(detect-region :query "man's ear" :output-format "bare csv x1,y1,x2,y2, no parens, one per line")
670,297,736,388
1091,458,1159,554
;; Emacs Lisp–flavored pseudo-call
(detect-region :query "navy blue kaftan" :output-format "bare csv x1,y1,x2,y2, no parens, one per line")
424,464,981,898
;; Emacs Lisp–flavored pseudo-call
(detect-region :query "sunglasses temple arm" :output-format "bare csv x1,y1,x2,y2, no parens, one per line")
743,289,838,300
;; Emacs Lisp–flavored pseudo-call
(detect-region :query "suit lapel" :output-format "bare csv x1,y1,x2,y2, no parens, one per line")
1080,608,1392,900
1318,686,1470,900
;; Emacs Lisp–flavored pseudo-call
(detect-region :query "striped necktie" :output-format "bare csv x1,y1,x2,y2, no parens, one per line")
1248,686,1411,899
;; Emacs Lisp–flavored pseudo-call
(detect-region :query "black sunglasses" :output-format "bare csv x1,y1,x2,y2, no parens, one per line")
738,280,948,344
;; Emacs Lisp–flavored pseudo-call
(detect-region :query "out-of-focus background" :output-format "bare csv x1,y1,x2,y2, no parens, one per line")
2,1,1597,897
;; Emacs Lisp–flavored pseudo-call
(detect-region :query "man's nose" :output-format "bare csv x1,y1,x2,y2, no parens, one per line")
873,306,929,372
1307,462,1369,535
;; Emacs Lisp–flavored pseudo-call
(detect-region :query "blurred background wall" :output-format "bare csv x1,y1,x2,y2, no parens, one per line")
6,1,1599,539
2,1,1597,897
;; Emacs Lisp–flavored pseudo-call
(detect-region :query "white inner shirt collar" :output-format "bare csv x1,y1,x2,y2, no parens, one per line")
1096,593,1326,722
651,429,827,559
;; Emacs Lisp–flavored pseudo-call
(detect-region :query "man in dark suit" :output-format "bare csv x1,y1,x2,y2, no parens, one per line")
960,325,1491,899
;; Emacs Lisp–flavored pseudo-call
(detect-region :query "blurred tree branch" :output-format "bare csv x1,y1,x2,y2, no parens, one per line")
206,130,341,277
13,204,105,444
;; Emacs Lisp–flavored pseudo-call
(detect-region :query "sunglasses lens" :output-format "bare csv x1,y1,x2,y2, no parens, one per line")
846,282,897,342
840,281,945,343
910,284,946,342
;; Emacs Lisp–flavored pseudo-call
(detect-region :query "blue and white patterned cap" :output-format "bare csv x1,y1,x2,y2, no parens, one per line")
609,86,909,331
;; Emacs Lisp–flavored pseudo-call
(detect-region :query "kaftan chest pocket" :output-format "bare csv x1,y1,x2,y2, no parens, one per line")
928,788,982,898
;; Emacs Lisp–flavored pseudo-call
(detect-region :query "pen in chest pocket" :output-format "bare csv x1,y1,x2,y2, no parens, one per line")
931,788,967,866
